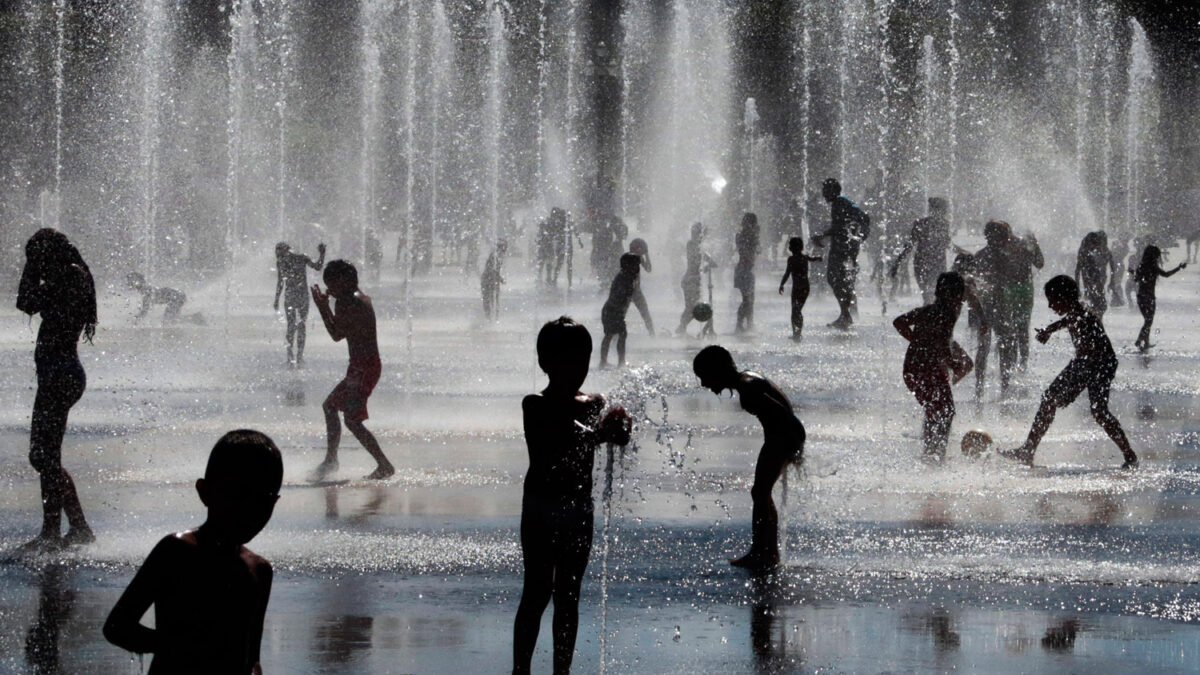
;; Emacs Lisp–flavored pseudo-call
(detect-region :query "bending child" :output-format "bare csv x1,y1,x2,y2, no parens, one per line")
309,260,395,481
599,253,642,368
893,272,971,459
513,318,631,675
693,345,805,571
1131,245,1185,351
778,237,822,341
1001,275,1138,469
104,429,282,674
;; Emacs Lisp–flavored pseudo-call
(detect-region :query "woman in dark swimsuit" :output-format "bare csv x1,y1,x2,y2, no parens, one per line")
17,229,97,549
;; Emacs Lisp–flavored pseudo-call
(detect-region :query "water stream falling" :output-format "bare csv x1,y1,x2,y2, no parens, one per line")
137,0,167,276
485,3,507,250
359,0,383,265
403,0,419,367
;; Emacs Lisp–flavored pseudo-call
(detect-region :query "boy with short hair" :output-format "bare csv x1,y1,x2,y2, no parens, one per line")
599,253,642,368
309,260,395,481
103,429,283,674
778,237,822,341
1001,275,1138,468
513,317,631,674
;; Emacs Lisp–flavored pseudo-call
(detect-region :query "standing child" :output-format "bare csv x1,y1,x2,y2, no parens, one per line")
893,272,971,459
1001,275,1138,468
599,253,641,368
481,239,507,320
778,237,822,341
513,318,631,675
733,213,760,333
692,345,805,571
309,260,395,481
1131,245,1185,351
104,429,282,674
274,241,325,366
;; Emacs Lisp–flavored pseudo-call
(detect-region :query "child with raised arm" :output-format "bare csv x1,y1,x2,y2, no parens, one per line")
274,241,325,366
693,345,805,571
1001,275,1138,468
778,237,822,341
104,429,282,674
1131,245,1185,351
309,260,395,481
893,272,971,459
599,253,642,368
513,317,631,675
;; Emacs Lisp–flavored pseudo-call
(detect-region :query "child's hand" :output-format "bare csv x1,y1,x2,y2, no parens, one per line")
778,286,785,295
311,284,329,307
318,243,326,255
1182,263,1188,270
599,407,633,446
1036,328,1050,344
272,298,279,312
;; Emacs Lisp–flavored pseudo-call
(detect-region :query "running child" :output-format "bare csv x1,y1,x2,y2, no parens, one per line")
1131,245,1185,351
104,429,282,674
481,239,507,320
513,318,631,675
309,260,395,481
778,237,822,341
893,272,971,459
1001,275,1138,468
599,253,641,368
274,241,325,366
693,345,805,571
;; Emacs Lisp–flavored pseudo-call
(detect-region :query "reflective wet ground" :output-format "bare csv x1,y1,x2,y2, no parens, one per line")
1,255,1199,673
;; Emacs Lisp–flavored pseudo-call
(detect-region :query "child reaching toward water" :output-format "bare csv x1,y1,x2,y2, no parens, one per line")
693,345,805,571
104,429,282,674
893,272,971,459
778,237,822,341
1131,245,1185,351
513,317,631,675
127,272,192,323
309,260,395,481
599,253,642,368
1000,275,1138,469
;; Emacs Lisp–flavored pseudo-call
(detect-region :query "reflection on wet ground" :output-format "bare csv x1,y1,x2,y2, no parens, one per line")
0,266,1199,672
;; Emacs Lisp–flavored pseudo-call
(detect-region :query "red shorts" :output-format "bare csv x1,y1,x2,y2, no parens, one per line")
326,359,381,423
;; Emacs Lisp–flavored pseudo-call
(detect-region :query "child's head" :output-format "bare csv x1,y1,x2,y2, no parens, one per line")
934,271,966,305
1044,274,1080,315
323,259,359,297
497,238,508,255
693,345,738,395
691,222,704,240
536,317,592,391
788,237,804,254
1141,244,1161,267
619,252,641,274
197,429,283,545
822,178,841,202
928,197,948,215
741,212,758,231
126,271,147,290
275,242,290,259
629,238,649,257
983,220,1011,247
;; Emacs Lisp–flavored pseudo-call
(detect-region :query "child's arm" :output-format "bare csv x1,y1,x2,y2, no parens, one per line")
311,285,343,341
104,538,172,654
632,286,654,335
778,261,792,294
16,262,45,315
309,243,326,271
892,307,920,341
136,290,151,319
1036,317,1069,343
1161,262,1186,277
807,254,823,262
273,262,283,311
250,562,274,675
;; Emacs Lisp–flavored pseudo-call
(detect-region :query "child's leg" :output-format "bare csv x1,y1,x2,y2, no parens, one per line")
744,445,791,560
551,521,593,674
974,324,991,400
513,518,555,675
345,419,394,477
296,306,308,361
321,396,342,466
285,306,298,360
599,333,613,366
1023,361,1087,451
918,375,954,456
745,285,755,329
1087,369,1137,463
616,331,627,366
1136,293,1154,347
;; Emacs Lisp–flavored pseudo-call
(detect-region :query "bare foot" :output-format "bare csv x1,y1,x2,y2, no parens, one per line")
998,445,1034,466
309,459,339,482
1121,458,1139,470
729,549,779,571
364,464,395,480
63,527,95,546
18,535,64,554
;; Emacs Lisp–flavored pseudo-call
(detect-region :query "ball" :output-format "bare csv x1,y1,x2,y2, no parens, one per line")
960,429,994,458
692,302,713,323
